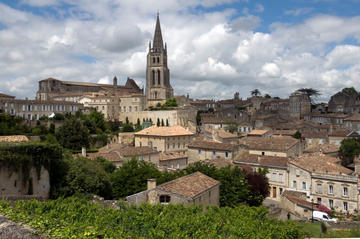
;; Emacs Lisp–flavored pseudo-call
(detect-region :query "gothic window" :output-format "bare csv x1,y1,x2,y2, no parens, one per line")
152,70,155,85
152,57,155,63
157,57,160,63
158,70,161,85
154,91,158,99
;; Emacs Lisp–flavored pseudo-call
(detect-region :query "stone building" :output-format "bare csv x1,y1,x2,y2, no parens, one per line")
328,91,357,113
344,114,360,132
126,172,220,206
134,126,194,153
234,153,289,201
288,156,358,214
187,139,238,163
0,97,82,120
145,14,173,107
241,136,302,158
0,93,15,100
289,91,311,119
36,77,142,101
159,152,188,171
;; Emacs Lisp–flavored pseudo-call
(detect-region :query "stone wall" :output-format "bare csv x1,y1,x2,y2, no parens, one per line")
0,214,42,239
0,166,50,199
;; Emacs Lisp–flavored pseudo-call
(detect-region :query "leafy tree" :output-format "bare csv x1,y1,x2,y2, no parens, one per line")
49,123,55,134
65,157,113,199
126,117,129,124
339,137,360,166
137,118,140,126
56,118,89,150
225,123,238,134
164,98,178,107
342,87,359,98
0,113,27,135
111,159,164,199
94,156,116,174
122,124,134,132
297,88,320,98
292,131,302,139
251,89,261,97
264,94,271,98
53,113,65,121
156,102,162,107
88,110,108,132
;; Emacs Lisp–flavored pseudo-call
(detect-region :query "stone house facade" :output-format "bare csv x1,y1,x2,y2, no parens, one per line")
234,154,289,201
134,126,194,153
159,152,188,171
328,91,357,114
288,156,358,213
344,114,360,132
187,139,238,163
126,172,221,206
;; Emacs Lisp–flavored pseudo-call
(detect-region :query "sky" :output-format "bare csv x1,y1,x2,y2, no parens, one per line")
1,0,360,102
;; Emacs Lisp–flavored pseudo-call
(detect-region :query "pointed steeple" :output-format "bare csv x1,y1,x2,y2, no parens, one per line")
152,13,164,53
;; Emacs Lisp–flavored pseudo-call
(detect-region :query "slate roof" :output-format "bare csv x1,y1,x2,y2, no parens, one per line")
157,172,220,199
135,126,194,137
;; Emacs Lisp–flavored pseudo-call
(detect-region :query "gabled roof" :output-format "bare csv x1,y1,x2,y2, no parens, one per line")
99,144,158,156
303,143,339,154
273,130,297,136
344,114,360,121
159,152,187,161
135,126,194,137
247,129,269,136
215,129,238,139
282,190,317,210
328,130,358,137
157,172,220,199
0,93,15,99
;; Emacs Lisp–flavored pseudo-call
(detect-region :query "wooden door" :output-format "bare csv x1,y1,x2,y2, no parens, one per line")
272,187,277,198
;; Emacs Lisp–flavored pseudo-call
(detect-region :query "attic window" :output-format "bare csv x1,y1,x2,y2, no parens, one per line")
160,195,171,204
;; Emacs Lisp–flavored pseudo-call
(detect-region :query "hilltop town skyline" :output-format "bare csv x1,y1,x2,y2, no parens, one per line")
1,0,360,101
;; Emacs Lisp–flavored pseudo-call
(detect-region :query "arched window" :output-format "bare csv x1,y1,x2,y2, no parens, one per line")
157,57,160,63
152,70,155,85
152,57,155,63
158,70,161,85
154,91,157,99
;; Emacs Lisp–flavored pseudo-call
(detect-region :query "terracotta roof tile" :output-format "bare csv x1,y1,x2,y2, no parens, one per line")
159,152,187,161
328,130,357,137
290,156,353,175
303,144,339,154
302,131,327,138
241,136,300,151
273,130,297,136
99,144,158,156
0,135,29,142
188,139,235,151
248,129,269,136
215,129,238,139
282,190,317,209
345,114,360,121
135,126,194,137
157,172,220,198
234,153,288,168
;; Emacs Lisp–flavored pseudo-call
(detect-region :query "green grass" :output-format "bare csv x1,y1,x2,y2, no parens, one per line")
300,222,360,238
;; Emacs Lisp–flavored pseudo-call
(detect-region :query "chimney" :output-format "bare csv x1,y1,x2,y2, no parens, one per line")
147,178,156,190
81,147,87,157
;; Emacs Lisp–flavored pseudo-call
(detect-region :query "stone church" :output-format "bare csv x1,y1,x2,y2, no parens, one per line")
145,13,174,107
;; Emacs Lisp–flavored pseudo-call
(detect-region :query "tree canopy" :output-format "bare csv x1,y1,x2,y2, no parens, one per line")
251,89,261,97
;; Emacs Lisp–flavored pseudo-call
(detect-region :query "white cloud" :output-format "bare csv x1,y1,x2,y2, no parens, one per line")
0,1,360,101
284,8,313,16
254,4,264,13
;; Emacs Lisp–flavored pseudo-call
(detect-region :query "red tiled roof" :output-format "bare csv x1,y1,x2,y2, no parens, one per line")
188,139,235,151
241,136,300,151
157,172,220,198
344,114,360,121
135,126,194,137
234,153,288,168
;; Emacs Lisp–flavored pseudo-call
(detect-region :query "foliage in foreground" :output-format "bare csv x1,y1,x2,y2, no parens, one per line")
300,222,360,238
0,197,303,239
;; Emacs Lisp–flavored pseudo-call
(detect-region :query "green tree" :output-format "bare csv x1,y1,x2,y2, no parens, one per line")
65,157,113,199
157,118,160,126
340,138,360,166
88,110,108,132
49,123,55,134
225,123,238,134
122,124,134,132
166,119,169,126
164,98,178,107
292,131,302,139
251,89,261,97
111,159,164,199
56,118,89,150
264,94,271,98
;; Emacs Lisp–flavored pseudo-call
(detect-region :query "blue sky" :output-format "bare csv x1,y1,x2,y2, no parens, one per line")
0,0,360,101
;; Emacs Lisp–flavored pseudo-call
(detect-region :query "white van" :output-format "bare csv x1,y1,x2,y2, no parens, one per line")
312,211,337,222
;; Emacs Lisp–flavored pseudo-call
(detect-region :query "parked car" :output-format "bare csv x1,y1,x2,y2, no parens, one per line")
311,211,337,222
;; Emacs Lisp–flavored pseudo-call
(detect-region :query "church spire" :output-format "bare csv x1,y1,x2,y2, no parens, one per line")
152,13,164,52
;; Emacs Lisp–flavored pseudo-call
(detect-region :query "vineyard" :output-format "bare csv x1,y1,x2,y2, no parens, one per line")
0,197,304,239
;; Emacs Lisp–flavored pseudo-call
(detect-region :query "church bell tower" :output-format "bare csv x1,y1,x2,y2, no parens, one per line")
145,13,173,107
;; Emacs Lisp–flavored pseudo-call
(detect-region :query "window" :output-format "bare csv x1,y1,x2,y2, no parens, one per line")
159,195,171,204
172,143,175,149
272,173,277,182
178,143,180,148
225,152,229,158
292,181,297,189
123,106,126,112
343,187,348,197
129,106,132,112
198,149,201,154
319,139,323,145
102,106,105,110
302,182,307,190
176,163,180,169
167,144,170,149
329,199,333,208
308,139,312,145
213,151,216,156
135,106,138,112
343,202,348,211
279,173,283,183
329,185,334,194
317,184,322,193
158,70,161,85
261,152,265,155
317,198,321,204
